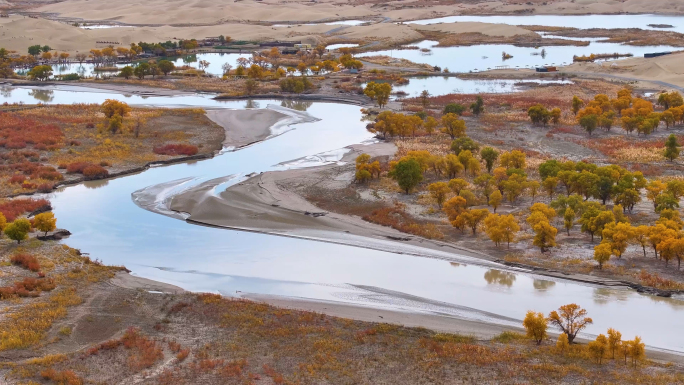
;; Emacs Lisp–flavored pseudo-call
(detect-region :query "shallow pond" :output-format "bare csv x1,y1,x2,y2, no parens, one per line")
389,76,572,98
404,14,684,34
358,40,676,72
1,85,684,353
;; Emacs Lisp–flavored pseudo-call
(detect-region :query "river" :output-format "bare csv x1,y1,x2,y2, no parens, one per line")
1,84,684,353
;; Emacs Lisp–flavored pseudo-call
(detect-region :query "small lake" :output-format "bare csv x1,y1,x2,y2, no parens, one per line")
1,85,684,353
358,40,676,72
390,77,572,98
404,14,684,33
42,52,253,78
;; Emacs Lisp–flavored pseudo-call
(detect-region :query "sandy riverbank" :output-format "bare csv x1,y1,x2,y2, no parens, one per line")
27,0,684,27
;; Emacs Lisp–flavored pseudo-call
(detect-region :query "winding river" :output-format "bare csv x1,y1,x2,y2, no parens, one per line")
2,84,684,353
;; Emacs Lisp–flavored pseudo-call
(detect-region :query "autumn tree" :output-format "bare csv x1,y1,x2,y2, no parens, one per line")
664,134,680,161
489,190,502,213
563,207,575,235
427,182,450,207
588,334,608,364
33,212,56,236
572,96,584,115
556,333,569,354
27,65,52,81
441,113,466,139
602,222,634,258
484,213,519,248
593,242,611,269
579,114,598,135
523,311,547,345
390,158,422,194
443,196,467,221
607,328,622,359
102,99,131,119
5,218,31,244
443,103,465,115
528,104,551,126
532,220,557,252
119,66,134,79
628,336,645,367
480,147,499,173
451,137,479,155
547,304,592,344
470,96,484,115
456,208,489,235
499,150,526,169
157,60,175,76
364,81,391,108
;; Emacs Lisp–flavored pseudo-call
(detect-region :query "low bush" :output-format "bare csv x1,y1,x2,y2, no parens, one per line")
82,165,109,180
10,253,40,272
153,144,198,156
0,198,50,221
8,174,26,184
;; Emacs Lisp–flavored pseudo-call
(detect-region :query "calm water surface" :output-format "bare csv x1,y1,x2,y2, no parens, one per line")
359,40,676,72
1,85,683,352
405,14,684,33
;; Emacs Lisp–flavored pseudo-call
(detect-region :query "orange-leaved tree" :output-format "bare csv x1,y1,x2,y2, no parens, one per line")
547,303,593,344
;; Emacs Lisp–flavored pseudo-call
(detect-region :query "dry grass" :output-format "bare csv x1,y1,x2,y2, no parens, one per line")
4,288,683,384
0,105,223,197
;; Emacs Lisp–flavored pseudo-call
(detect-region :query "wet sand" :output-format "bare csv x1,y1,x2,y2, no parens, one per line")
205,108,289,148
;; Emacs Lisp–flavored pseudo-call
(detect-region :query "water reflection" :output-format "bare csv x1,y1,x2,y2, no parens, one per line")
280,100,313,111
83,179,110,190
593,287,632,305
450,262,461,268
484,269,516,287
1,87,12,98
245,100,260,109
28,89,54,102
182,54,197,64
533,279,556,291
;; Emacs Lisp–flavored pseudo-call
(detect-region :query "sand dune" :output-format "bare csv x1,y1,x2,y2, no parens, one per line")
0,15,342,54
412,22,536,37
563,52,684,88
30,0,684,28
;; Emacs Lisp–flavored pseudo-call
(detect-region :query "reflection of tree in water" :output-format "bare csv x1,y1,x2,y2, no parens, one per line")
245,100,260,109
83,179,110,190
1,86,12,98
182,54,197,64
593,287,632,305
533,279,556,291
29,89,54,102
484,269,516,287
280,100,312,111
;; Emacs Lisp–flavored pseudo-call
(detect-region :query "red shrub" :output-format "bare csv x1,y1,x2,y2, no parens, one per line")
41,368,83,385
82,165,109,180
153,144,199,156
0,287,16,300
0,198,51,221
37,183,54,193
10,253,40,272
5,139,27,149
8,174,26,184
21,181,37,190
121,327,164,371
176,349,190,362
65,162,90,174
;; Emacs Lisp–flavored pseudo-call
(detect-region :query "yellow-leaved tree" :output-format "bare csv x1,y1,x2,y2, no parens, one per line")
522,311,547,345
547,303,593,344
33,212,56,236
